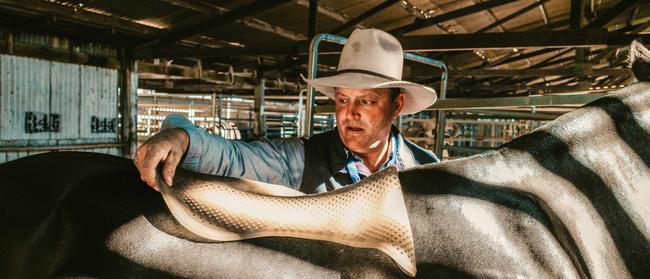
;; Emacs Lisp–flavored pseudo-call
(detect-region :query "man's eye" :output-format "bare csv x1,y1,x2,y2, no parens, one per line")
338,99,350,104
358,99,373,105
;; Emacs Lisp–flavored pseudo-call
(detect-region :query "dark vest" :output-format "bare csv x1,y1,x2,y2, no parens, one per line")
299,127,439,194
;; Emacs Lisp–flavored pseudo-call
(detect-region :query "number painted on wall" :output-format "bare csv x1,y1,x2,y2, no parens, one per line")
24,111,60,133
91,116,117,133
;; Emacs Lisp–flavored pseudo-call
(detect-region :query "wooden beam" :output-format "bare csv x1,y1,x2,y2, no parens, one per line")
431,92,609,110
534,53,581,69
133,44,304,59
448,68,629,77
119,50,137,157
308,0,318,40
585,0,639,28
452,77,600,93
0,0,163,37
490,48,556,67
159,0,222,13
139,79,253,93
526,17,570,32
132,0,291,51
0,38,121,68
449,109,562,120
10,13,55,33
314,92,609,112
159,0,305,41
476,0,550,33
531,48,574,67
400,29,644,51
390,0,518,35
537,0,549,24
329,0,398,34
570,0,585,29
295,0,351,23
138,78,300,93
132,30,650,59
571,0,587,79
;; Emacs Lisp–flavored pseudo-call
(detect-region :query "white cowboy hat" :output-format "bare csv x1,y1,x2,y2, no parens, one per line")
302,28,437,115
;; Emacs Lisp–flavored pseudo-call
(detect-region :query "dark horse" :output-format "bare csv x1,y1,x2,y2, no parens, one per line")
1,43,650,278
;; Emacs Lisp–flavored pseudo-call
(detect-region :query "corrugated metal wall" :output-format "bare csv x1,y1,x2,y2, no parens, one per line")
0,55,51,141
51,61,81,141
80,64,119,141
0,54,121,163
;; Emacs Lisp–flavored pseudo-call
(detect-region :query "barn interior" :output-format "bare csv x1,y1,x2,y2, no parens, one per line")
0,0,648,162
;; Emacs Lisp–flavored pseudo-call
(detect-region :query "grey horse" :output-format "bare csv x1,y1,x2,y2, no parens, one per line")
1,41,649,278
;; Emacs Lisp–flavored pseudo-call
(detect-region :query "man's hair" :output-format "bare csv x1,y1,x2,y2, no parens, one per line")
629,39,650,81
389,88,402,102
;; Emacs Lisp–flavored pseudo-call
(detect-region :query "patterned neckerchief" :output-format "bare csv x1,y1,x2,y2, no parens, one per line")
341,130,404,182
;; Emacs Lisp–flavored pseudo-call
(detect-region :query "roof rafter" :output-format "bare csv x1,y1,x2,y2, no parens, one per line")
159,0,305,41
585,0,639,28
532,48,575,67
389,0,518,35
490,48,556,67
401,29,645,51
132,30,650,59
330,0,399,34
295,0,354,23
0,0,163,38
132,0,291,51
447,68,628,77
308,0,318,40
477,0,550,33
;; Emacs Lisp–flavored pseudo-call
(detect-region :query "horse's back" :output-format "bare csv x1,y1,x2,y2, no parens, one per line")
0,152,161,278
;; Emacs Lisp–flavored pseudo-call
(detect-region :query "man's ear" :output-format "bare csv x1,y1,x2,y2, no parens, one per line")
392,92,405,118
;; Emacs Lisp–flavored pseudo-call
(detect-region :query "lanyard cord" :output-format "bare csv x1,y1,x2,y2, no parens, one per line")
346,133,400,183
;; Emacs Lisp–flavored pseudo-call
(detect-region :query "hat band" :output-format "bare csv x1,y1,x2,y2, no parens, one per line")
337,69,399,81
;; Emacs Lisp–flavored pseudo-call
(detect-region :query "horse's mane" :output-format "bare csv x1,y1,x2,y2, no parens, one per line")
629,39,650,81
495,39,650,154
496,81,650,154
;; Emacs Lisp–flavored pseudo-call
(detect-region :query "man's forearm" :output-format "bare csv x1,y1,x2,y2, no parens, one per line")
160,114,306,188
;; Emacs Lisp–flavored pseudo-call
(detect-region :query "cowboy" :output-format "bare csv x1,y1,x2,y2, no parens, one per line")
134,28,440,193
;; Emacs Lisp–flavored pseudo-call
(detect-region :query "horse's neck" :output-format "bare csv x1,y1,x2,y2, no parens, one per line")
400,83,650,278
405,82,650,194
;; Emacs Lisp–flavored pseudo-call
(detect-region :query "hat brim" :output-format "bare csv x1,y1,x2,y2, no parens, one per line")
302,72,437,115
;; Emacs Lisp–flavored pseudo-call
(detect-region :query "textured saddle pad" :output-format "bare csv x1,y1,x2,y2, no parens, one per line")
158,166,417,277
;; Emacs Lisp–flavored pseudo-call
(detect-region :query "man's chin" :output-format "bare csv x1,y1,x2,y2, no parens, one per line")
341,140,369,153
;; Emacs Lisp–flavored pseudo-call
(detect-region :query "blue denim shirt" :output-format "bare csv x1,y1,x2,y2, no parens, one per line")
162,114,438,191
162,114,305,188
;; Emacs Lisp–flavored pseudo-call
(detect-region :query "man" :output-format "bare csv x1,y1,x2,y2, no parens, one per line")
134,28,440,194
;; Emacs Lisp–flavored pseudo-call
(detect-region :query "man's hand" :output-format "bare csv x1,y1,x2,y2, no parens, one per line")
134,128,190,191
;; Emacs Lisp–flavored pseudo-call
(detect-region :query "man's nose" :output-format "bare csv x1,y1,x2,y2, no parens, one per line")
345,102,361,120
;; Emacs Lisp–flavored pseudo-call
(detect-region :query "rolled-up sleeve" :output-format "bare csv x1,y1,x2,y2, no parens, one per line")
161,114,305,189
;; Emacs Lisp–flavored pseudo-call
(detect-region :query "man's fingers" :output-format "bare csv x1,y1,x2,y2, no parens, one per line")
133,146,146,170
140,149,168,190
162,152,181,186
132,129,187,192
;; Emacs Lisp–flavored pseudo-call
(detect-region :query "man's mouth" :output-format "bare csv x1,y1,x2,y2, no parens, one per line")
347,127,364,132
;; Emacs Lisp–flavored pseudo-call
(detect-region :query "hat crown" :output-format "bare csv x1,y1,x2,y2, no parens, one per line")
338,29,403,80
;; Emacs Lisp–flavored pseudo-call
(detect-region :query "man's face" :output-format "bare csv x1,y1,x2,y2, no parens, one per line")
335,87,404,154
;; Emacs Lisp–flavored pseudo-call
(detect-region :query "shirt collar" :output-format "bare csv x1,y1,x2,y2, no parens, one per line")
330,125,404,173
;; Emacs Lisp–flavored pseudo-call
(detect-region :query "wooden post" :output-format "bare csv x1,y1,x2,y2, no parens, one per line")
254,79,266,138
119,48,138,157
7,31,13,54
308,0,318,40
